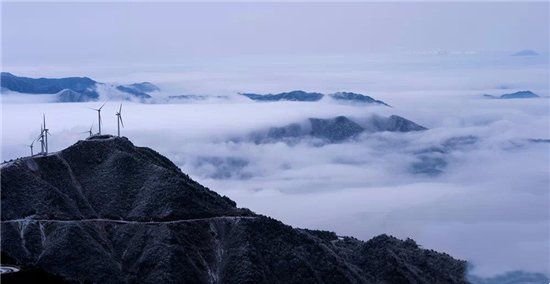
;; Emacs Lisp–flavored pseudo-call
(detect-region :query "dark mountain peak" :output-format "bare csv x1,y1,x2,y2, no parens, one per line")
330,92,390,106
367,115,427,132
309,116,365,142
2,135,246,222
240,90,324,102
2,137,469,283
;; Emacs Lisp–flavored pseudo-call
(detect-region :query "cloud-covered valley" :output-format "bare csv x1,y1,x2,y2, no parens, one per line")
1,53,549,280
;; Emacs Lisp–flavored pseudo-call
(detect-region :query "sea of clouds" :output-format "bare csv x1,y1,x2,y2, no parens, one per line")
1,52,549,279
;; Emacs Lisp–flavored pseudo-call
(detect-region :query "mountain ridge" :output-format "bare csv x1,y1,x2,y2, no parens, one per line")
249,114,427,144
0,72,159,102
482,90,539,99
240,90,389,105
1,136,469,283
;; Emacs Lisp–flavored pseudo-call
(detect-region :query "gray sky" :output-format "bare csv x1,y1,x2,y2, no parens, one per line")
1,1,548,69
1,1,549,277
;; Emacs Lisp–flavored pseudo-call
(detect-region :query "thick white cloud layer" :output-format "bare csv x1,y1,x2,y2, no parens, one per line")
1,53,549,277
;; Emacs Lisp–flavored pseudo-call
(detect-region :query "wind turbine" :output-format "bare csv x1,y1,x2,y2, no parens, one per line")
38,124,45,154
115,104,124,137
42,114,51,155
27,140,35,156
80,122,94,137
90,102,107,135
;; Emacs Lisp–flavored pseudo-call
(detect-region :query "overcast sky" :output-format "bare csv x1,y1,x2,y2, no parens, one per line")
1,1,549,70
1,1,549,278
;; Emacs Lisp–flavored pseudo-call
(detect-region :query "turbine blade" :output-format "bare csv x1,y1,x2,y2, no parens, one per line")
119,103,122,113
120,116,124,128
99,101,107,110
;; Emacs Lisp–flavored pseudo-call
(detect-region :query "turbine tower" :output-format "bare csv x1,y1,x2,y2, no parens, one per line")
42,114,51,155
91,102,107,135
27,140,35,156
38,124,45,154
115,104,124,137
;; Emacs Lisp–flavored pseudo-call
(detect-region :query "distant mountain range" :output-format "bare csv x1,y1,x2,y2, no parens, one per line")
168,95,230,101
1,72,99,101
1,136,469,283
483,91,539,99
2,73,393,106
249,114,426,144
0,72,159,102
241,90,324,102
240,90,390,106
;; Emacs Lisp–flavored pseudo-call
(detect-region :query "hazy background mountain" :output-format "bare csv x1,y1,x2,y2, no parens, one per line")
0,72,159,102
482,90,540,99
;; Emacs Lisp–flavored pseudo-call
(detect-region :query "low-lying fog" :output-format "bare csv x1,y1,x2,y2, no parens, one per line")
2,53,549,279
